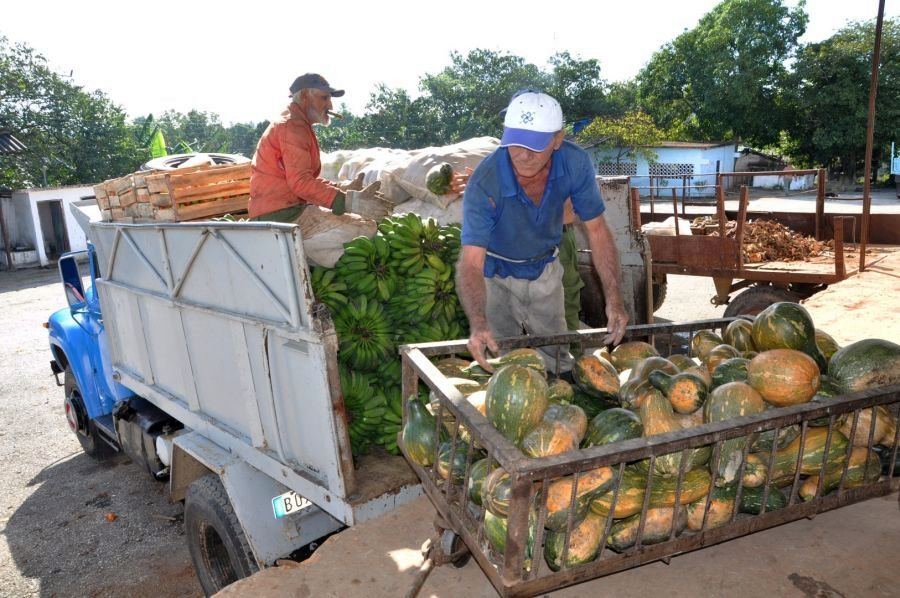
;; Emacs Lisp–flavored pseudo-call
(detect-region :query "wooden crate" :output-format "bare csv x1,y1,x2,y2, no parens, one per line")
94,162,250,223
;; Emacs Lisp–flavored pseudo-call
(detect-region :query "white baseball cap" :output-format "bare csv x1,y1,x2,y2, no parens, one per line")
500,92,564,152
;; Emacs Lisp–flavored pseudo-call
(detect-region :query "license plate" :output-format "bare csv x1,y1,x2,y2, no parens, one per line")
272,490,312,519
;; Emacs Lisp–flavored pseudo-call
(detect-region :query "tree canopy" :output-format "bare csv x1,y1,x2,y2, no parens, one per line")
787,18,900,182
637,0,808,145
3,1,898,189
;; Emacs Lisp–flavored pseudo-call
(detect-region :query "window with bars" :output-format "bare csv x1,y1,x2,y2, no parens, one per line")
597,162,637,176
649,163,694,177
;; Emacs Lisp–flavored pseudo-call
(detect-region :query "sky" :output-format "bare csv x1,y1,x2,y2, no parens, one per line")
2,0,896,125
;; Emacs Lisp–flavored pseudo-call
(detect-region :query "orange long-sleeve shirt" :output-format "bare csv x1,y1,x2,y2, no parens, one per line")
248,102,338,218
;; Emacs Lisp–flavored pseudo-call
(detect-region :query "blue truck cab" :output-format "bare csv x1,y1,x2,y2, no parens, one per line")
48,244,178,471
48,245,130,456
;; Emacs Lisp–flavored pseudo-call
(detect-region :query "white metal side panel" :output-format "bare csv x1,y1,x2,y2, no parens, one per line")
135,297,199,408
100,286,154,384
89,222,349,500
266,329,343,490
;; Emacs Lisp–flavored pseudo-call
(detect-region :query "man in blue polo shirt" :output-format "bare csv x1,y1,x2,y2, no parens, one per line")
456,91,628,372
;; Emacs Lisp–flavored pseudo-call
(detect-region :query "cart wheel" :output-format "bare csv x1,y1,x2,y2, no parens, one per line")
652,280,668,313
440,529,471,569
723,286,799,319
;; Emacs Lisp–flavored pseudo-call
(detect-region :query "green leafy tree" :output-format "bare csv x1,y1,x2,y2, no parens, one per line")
0,35,144,187
545,52,610,121
638,0,808,144
576,110,664,169
419,49,546,142
788,18,900,186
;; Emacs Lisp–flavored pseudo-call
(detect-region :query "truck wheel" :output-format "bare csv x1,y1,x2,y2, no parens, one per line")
185,474,259,596
64,367,116,459
723,286,799,319
652,281,667,313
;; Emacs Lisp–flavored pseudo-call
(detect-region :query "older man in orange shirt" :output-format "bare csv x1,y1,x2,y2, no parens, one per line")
249,73,349,221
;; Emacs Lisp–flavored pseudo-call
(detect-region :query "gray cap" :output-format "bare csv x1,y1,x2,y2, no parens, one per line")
289,73,345,97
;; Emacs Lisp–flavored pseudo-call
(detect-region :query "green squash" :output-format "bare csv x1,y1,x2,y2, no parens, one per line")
628,356,679,383
547,378,575,403
483,509,535,570
544,511,606,571
668,354,697,371
703,382,766,486
710,357,750,388
751,301,827,372
482,467,512,517
815,329,841,362
485,364,549,445
401,398,442,466
542,402,588,440
648,370,708,415
573,353,620,400
610,341,659,372
467,457,496,506
582,408,643,448
827,338,900,394
520,420,579,458
691,330,724,360
436,440,471,484
425,162,454,195
723,319,756,352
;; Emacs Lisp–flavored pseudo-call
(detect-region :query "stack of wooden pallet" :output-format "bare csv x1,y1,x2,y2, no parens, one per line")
94,162,251,222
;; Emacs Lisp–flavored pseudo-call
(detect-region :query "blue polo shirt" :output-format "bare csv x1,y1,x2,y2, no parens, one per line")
461,140,605,280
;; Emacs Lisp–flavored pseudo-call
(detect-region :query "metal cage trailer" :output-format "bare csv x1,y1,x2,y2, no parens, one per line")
399,319,900,597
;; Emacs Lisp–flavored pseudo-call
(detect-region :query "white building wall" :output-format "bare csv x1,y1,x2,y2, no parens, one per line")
591,144,738,198
9,186,94,267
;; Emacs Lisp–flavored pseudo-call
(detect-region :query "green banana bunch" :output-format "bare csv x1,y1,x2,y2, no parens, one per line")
333,296,394,372
309,266,348,313
339,368,387,455
381,213,447,275
392,260,459,323
401,315,466,345
439,223,462,266
333,235,400,302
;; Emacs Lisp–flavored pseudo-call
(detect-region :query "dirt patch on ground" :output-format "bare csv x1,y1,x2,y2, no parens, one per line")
0,268,201,597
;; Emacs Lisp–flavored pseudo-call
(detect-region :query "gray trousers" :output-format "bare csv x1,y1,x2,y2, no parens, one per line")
485,258,572,373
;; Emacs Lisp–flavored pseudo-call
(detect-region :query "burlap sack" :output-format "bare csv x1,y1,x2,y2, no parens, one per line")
390,137,498,209
298,207,377,267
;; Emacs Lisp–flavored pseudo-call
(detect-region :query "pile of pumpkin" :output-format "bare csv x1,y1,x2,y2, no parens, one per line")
400,302,900,572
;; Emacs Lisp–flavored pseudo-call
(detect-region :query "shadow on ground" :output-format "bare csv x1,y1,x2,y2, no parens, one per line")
4,450,200,597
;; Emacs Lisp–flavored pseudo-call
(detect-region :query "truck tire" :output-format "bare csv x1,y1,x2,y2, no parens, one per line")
652,281,667,313
723,286,799,319
64,367,116,459
185,474,259,596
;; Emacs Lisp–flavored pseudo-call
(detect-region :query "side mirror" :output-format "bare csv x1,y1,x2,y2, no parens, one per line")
58,253,87,308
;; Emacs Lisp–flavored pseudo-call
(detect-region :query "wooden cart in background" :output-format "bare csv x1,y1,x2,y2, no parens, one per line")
632,171,890,317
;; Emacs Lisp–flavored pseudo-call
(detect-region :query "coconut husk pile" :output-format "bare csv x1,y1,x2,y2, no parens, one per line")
691,216,830,263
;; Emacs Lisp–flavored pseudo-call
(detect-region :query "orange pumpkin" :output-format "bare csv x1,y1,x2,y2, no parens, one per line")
747,349,820,407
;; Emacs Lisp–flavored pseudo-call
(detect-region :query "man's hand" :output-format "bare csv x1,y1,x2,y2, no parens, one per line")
450,167,473,195
331,191,347,215
603,301,629,346
468,326,499,372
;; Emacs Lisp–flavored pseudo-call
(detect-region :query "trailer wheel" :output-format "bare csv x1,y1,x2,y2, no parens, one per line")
185,474,259,596
723,286,799,319
64,367,115,459
440,529,471,568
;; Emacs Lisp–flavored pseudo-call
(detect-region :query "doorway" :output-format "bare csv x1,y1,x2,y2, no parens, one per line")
37,200,70,261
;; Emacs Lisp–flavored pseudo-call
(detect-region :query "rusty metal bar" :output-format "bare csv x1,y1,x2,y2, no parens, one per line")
815,168,826,240
629,188,642,237
860,0,886,272
719,169,820,178
734,186,749,270
833,216,847,280
716,185,727,239
502,472,533,581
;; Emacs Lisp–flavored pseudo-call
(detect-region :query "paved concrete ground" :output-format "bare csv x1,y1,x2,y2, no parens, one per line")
221,257,900,597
